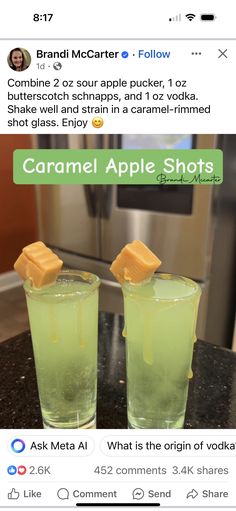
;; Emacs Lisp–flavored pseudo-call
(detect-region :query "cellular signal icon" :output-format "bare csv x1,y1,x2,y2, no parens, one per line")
186,13,196,21
169,13,181,22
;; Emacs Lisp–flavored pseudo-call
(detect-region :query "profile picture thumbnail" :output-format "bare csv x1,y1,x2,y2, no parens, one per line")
8,47,31,72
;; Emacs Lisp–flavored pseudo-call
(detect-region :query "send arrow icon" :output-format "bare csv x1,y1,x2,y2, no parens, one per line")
186,489,198,499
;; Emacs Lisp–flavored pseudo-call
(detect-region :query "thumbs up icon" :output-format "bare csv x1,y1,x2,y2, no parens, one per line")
8,488,20,500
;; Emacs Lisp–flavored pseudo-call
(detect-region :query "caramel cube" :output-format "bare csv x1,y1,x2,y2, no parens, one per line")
14,241,63,288
110,240,161,284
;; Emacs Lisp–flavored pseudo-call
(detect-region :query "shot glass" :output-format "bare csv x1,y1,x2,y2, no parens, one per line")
24,270,100,429
122,273,201,429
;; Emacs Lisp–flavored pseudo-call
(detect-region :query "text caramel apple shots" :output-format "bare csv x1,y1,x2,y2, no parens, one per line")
14,241,100,429
14,239,201,429
110,240,201,429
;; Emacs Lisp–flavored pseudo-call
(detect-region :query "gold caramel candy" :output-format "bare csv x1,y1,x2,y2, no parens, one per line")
14,241,63,288
110,240,161,284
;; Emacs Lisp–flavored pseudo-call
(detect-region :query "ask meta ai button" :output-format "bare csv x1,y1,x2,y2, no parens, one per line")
9,436,94,457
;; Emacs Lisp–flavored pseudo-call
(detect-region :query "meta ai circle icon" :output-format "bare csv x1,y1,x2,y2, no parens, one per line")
11,438,26,453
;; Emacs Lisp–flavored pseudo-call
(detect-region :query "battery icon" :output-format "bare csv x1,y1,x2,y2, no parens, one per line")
201,14,216,21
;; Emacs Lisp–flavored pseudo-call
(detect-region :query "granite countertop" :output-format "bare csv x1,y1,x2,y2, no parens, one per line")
1,311,236,429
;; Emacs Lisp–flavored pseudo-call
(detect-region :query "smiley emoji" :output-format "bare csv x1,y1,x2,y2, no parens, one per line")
92,117,104,128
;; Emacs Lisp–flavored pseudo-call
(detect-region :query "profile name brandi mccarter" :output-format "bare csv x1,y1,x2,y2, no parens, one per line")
156,173,222,184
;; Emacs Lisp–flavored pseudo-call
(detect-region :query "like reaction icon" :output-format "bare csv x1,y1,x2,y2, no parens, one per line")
7,465,17,475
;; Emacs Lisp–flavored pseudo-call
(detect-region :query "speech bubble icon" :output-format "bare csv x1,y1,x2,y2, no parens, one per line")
57,488,69,500
132,488,144,500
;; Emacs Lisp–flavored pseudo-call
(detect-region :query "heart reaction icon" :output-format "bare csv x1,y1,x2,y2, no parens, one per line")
17,466,27,475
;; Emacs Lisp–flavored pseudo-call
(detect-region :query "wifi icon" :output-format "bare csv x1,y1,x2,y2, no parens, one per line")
186,13,196,21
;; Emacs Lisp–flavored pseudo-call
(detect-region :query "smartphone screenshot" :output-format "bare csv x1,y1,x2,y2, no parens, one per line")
0,1,236,509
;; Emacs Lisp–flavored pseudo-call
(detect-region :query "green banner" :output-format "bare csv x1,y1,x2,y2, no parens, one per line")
13,149,223,185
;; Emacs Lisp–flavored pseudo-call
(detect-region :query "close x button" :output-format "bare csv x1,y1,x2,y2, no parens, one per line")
218,49,228,58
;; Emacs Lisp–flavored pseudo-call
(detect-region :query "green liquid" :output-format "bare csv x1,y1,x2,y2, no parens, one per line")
25,276,99,428
123,274,201,429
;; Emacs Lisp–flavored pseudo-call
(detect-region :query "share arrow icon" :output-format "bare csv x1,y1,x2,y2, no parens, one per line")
186,489,198,499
